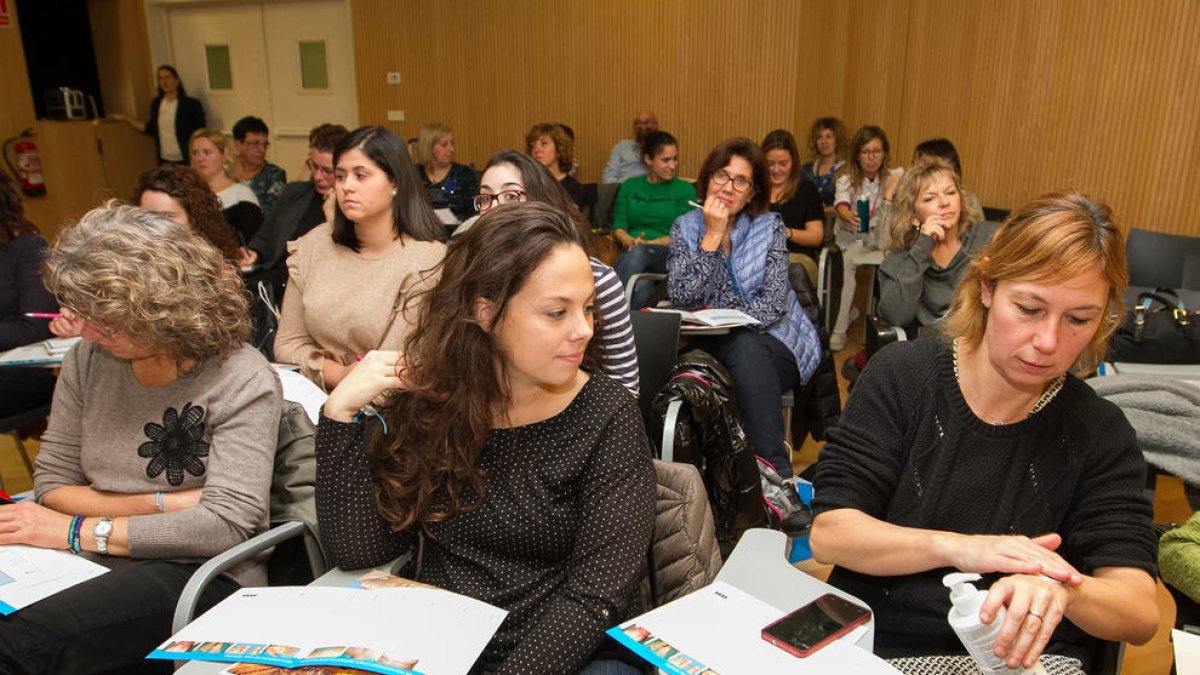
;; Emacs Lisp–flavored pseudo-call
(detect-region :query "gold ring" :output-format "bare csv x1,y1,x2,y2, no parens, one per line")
1028,610,1044,620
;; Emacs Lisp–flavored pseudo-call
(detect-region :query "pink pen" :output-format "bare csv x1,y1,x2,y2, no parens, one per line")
24,313,61,319
355,354,364,361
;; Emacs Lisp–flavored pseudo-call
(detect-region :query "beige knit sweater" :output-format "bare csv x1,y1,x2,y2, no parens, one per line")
274,223,446,390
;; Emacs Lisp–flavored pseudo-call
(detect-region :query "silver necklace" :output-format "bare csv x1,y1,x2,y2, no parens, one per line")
952,339,1064,425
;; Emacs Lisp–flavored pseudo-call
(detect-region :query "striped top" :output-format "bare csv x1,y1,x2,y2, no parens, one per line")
590,257,640,396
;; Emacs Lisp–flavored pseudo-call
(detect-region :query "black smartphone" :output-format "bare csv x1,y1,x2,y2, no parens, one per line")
761,593,872,658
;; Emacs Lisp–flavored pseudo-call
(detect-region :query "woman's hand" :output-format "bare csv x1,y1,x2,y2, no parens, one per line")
918,216,953,242
323,350,407,422
837,204,861,228
982,574,1072,670
49,307,84,338
322,190,337,224
940,532,1084,586
700,194,734,252
0,501,75,550
237,247,258,268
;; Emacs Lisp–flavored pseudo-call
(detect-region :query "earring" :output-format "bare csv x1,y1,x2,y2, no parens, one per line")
392,188,397,196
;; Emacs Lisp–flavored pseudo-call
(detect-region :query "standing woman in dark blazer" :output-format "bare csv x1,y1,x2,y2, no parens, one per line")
115,66,206,165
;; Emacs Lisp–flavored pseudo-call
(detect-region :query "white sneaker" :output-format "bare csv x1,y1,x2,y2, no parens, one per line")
830,332,848,351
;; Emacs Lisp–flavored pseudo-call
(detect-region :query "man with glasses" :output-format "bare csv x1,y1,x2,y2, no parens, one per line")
233,116,287,219
239,123,348,296
601,110,658,184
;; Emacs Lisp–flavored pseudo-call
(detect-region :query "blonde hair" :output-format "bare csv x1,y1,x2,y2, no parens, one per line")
43,202,250,374
940,191,1128,373
887,157,982,252
188,128,236,179
415,123,452,168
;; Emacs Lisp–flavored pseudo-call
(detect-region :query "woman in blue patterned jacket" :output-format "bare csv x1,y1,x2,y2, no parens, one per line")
667,137,822,478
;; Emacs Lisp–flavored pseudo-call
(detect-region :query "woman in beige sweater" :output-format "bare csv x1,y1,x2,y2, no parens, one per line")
275,126,447,390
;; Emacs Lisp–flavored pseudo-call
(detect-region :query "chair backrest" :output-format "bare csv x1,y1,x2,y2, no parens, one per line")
593,182,623,230
1184,254,1200,291
1127,228,1200,289
629,310,681,420
644,459,722,607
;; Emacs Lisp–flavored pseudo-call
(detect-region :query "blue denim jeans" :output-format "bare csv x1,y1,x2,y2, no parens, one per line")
616,244,669,309
689,328,800,477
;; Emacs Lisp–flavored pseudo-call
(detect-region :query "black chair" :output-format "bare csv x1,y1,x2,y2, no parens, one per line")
591,182,622,232
1126,228,1200,289
629,310,681,422
982,206,1011,223
863,266,911,358
0,404,48,491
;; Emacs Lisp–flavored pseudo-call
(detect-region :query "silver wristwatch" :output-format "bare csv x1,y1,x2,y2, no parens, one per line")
93,516,114,555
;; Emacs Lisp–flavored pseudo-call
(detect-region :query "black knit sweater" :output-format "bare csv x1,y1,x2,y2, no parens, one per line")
812,338,1157,664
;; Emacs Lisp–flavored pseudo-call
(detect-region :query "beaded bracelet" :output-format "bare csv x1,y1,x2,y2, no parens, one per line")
67,515,84,554
353,407,389,435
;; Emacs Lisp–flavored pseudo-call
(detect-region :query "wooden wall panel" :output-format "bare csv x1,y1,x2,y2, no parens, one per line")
351,0,805,180
895,0,1200,235
350,0,1200,235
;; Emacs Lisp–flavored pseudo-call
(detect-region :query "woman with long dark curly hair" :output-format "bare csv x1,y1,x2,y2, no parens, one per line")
0,171,56,418
316,202,655,674
132,164,242,261
0,203,280,673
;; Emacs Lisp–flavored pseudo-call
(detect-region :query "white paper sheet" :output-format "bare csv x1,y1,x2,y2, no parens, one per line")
610,581,899,674
0,545,108,614
1174,629,1200,675
152,585,506,675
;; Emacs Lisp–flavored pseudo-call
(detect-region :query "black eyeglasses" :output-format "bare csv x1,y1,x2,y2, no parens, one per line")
473,190,527,212
712,169,753,193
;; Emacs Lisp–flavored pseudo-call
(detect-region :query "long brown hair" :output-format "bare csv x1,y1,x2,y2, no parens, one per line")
842,125,891,193
371,202,596,531
761,128,802,203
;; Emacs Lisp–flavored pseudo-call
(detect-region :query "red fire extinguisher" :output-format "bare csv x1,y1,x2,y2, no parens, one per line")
3,129,47,197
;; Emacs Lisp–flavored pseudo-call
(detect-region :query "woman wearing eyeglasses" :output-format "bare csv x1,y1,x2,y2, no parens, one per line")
667,138,823,478
0,203,280,673
828,125,904,352
274,126,446,391
466,150,640,395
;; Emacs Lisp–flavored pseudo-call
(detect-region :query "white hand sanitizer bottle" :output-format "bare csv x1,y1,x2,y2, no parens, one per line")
943,572,1017,673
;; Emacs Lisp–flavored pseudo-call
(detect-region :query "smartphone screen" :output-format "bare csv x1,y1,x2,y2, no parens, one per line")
761,593,872,658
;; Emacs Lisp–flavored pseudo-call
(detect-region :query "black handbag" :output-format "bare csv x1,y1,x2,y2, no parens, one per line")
1109,289,1200,363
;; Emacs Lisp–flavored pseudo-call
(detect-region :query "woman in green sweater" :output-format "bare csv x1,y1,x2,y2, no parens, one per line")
612,130,695,309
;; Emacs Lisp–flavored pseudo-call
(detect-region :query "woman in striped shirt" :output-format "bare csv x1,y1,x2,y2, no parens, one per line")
468,150,640,396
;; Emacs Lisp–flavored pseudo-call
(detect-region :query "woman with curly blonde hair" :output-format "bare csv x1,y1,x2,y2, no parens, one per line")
189,128,263,244
0,202,281,673
876,156,997,335
525,122,584,205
